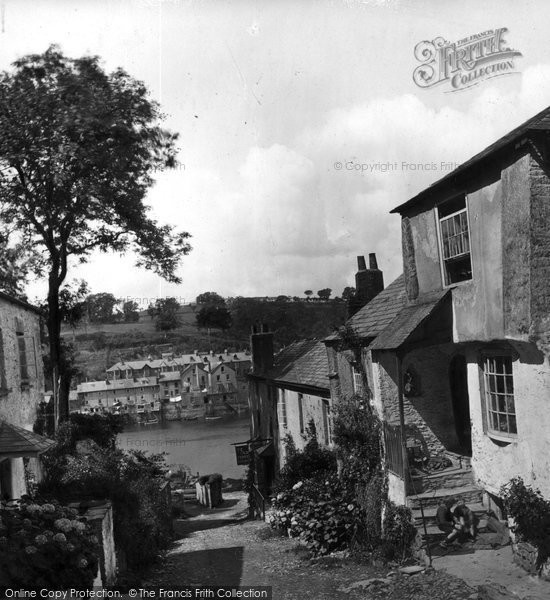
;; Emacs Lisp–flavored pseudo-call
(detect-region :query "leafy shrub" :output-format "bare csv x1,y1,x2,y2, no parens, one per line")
270,474,360,555
332,399,381,487
39,415,172,577
381,502,416,561
501,477,550,569
353,473,385,551
0,498,99,589
275,426,337,492
51,413,124,453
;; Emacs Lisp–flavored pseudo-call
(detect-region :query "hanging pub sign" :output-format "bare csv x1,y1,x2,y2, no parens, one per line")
234,443,250,465
233,438,271,465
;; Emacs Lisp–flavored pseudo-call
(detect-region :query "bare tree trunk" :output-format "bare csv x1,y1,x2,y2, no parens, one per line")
47,274,67,429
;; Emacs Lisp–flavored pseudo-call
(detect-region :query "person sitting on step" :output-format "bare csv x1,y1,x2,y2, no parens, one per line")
454,497,478,541
436,497,461,548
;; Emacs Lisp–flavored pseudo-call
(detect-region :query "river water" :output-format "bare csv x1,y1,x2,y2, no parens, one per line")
116,413,250,479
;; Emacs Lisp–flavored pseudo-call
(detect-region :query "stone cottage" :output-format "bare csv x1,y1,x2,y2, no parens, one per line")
248,326,332,496
327,106,550,519
0,292,51,500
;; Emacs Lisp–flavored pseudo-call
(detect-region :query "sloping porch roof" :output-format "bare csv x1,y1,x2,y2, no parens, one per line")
369,288,452,351
0,421,55,460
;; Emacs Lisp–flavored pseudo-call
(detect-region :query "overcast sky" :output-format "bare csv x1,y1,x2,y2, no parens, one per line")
6,0,550,305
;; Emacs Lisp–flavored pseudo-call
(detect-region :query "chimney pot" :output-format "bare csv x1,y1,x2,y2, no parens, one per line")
357,256,366,271
369,253,379,270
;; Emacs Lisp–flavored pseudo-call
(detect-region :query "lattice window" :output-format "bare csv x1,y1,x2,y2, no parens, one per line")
298,393,304,433
437,196,473,285
440,210,470,260
484,356,516,436
278,389,288,429
352,366,364,395
322,399,332,446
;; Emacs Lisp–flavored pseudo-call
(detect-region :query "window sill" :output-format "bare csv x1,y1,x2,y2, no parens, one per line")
486,430,517,445
441,277,473,290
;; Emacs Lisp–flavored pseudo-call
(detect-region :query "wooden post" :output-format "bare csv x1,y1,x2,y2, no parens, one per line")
53,366,59,432
396,353,409,495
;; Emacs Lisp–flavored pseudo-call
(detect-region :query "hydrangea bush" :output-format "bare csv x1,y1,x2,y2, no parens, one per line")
0,498,99,588
269,475,361,555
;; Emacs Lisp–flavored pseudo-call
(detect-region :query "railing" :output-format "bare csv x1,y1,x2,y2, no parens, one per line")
158,480,173,536
383,422,405,478
250,484,266,521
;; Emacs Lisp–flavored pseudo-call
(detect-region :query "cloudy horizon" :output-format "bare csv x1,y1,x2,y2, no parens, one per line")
4,0,550,305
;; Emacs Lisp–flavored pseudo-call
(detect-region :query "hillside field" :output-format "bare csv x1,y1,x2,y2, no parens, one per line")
63,300,348,382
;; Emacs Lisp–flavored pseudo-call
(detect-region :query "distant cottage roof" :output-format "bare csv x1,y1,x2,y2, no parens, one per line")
270,339,329,392
392,105,550,215
106,351,251,373
77,377,158,393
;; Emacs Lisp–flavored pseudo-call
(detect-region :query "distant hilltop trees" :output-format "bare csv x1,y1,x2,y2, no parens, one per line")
194,289,351,304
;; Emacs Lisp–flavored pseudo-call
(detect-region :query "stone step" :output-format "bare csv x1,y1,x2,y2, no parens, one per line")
444,451,472,469
412,501,487,527
410,466,475,494
407,484,483,510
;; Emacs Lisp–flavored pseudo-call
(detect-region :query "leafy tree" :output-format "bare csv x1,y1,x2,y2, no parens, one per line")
155,297,181,331
86,292,119,323
196,305,232,331
0,226,40,299
276,295,290,302
342,286,356,302
147,303,156,320
196,291,225,305
59,280,89,329
304,290,313,300
0,46,191,424
317,288,332,301
122,300,140,322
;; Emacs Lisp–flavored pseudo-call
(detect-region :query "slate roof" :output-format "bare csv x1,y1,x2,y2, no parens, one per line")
369,288,450,350
326,275,407,342
77,377,158,393
0,291,43,315
158,372,181,381
270,339,329,391
392,105,550,214
0,421,54,458
107,351,251,372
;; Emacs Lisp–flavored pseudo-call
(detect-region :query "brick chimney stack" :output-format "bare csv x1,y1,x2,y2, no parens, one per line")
348,253,384,317
250,323,274,374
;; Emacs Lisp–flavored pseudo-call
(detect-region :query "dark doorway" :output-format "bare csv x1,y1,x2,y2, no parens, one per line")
449,354,472,455
0,459,13,500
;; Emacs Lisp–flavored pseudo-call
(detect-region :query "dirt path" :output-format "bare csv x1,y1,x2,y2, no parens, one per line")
143,492,479,600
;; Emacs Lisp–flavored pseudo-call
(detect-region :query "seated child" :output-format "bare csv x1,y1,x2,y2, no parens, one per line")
436,497,461,548
454,498,478,540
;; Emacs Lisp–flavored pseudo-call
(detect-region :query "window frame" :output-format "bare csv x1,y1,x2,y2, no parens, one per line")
298,393,304,434
322,399,332,446
481,352,517,442
352,365,364,396
278,389,288,429
435,195,474,288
